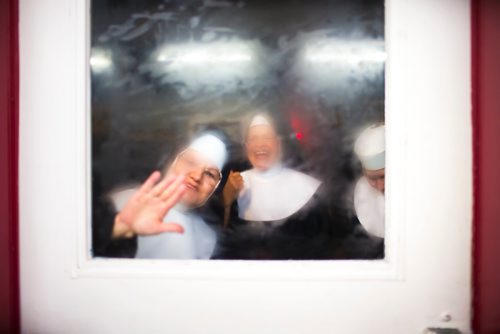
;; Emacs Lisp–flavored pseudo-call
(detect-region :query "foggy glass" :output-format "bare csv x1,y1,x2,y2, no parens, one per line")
91,0,385,260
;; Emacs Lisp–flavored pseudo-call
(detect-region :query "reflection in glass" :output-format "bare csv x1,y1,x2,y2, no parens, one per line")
91,0,385,260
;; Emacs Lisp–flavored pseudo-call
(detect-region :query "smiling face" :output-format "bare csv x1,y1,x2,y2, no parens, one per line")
245,124,281,171
167,149,222,208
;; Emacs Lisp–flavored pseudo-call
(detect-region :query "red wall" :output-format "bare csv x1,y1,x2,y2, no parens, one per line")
472,0,500,333
0,0,20,333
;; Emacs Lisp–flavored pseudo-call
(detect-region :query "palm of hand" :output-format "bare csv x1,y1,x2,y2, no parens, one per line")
117,171,186,236
120,192,170,235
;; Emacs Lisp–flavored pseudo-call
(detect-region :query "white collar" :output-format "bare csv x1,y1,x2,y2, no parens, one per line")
251,163,283,178
237,167,321,221
354,176,385,238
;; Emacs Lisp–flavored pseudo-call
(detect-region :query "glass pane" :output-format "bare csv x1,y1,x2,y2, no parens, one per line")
91,0,385,260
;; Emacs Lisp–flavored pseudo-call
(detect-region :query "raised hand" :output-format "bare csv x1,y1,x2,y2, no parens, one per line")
112,171,186,239
222,170,244,208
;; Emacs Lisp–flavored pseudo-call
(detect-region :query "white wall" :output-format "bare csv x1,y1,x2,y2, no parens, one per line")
19,0,472,333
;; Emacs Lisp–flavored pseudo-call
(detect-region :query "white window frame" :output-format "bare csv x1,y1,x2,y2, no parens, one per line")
72,0,405,282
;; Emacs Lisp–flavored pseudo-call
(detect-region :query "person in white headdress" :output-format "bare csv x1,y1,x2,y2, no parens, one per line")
94,133,228,259
223,113,321,225
215,113,327,259
353,124,385,238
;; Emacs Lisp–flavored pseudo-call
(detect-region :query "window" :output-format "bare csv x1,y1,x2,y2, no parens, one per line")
89,0,389,265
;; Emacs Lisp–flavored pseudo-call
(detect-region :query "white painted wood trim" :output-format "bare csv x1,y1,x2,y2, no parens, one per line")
20,0,471,332
67,0,405,282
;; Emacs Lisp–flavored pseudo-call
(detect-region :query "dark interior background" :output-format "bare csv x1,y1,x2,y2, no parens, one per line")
91,0,385,211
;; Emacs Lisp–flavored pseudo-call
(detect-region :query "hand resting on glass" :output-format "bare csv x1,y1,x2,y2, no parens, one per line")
112,171,186,239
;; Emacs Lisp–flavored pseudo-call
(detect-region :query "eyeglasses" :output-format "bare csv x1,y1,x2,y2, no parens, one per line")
174,150,222,186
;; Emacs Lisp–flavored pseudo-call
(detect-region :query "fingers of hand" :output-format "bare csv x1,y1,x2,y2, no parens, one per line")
160,183,186,215
230,175,243,189
138,171,161,194
236,176,243,185
229,171,240,181
157,223,184,234
150,174,176,197
229,171,241,179
159,175,185,201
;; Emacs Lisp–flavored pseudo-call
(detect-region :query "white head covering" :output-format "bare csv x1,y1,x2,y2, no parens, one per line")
354,124,385,170
249,113,272,128
187,133,227,170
